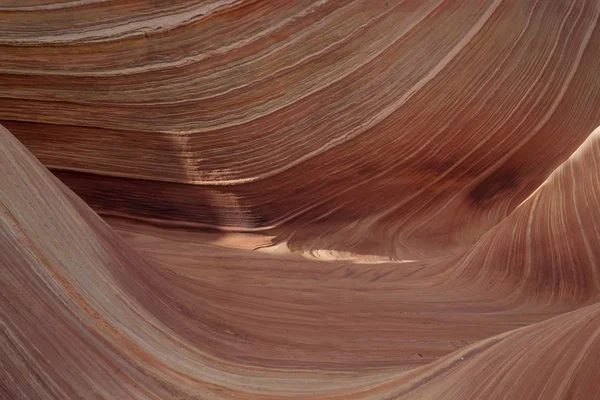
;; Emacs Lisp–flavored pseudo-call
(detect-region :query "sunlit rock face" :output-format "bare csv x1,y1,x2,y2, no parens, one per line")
2,1,600,399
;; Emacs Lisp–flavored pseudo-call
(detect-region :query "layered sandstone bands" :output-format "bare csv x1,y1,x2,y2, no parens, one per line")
2,1,600,399
3,0,600,259
2,119,600,399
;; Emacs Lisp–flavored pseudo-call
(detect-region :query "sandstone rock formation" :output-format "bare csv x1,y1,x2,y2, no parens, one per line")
2,1,600,399
4,0,600,260
3,111,600,399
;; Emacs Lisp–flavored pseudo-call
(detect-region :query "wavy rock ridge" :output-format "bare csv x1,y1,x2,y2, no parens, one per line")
2,1,600,399
3,0,600,260
2,118,600,399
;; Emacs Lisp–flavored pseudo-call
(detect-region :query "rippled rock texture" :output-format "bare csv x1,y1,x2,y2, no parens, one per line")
1,1,600,399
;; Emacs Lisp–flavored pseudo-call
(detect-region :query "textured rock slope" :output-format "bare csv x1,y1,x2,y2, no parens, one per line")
2,1,600,399
2,123,600,399
3,0,600,260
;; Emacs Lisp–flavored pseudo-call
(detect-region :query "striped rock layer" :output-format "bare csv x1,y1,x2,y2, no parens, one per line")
2,1,600,399
2,120,600,399
3,0,600,260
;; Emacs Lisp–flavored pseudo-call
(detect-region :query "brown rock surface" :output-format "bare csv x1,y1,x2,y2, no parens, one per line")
2,2,600,399
3,0,600,259
2,120,600,399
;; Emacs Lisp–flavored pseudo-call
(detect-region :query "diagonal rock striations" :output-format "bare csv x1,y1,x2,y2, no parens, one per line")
2,1,600,399
2,121,600,398
3,0,600,259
